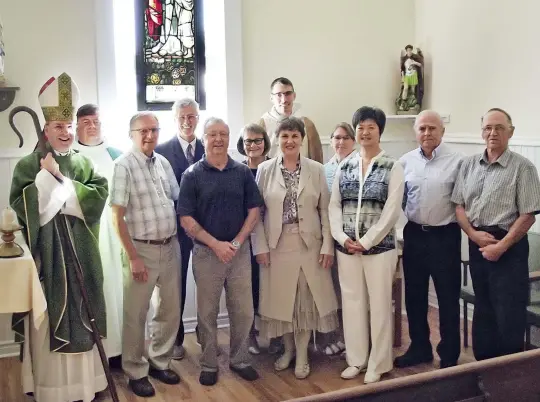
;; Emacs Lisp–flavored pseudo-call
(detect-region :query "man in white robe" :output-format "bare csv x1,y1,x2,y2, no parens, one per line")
72,103,124,367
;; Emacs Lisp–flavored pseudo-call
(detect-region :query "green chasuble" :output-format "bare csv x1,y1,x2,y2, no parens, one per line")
9,150,108,353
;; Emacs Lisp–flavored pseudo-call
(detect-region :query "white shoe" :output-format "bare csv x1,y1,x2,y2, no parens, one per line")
340,365,366,379
363,372,381,384
295,362,310,379
274,353,295,371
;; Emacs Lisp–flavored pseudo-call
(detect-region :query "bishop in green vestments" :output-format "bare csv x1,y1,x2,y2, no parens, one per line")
9,73,109,402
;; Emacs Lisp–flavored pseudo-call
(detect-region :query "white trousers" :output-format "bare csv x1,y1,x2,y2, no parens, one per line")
337,249,397,376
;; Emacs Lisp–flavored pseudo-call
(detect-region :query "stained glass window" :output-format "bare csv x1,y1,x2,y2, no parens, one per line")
135,0,206,110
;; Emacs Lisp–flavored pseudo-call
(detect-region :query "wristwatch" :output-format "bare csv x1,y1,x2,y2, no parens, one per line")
231,240,241,249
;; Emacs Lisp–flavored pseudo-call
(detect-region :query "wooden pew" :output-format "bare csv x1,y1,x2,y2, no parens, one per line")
287,349,540,402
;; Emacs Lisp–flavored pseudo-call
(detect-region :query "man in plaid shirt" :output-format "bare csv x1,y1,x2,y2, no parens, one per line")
110,111,181,398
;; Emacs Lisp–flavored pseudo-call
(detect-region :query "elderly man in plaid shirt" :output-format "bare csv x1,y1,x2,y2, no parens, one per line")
110,111,181,398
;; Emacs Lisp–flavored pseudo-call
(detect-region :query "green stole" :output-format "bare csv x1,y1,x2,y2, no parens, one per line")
9,150,108,353
106,146,122,161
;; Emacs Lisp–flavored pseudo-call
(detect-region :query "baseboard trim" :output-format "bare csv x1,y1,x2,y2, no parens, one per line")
0,342,20,358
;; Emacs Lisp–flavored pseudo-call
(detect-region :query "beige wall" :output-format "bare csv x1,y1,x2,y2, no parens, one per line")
242,0,416,139
415,0,540,137
0,0,99,152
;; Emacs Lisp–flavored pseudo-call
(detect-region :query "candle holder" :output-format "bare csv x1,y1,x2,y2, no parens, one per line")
0,225,24,258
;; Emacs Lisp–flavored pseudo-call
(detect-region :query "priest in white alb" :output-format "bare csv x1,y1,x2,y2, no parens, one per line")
72,103,124,367
9,73,109,402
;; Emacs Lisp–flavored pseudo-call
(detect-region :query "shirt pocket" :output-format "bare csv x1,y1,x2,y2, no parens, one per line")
158,173,173,200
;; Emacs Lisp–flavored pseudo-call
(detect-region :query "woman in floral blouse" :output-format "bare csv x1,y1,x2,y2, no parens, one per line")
253,117,338,379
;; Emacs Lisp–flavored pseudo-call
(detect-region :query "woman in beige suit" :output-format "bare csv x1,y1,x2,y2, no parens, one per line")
253,117,338,379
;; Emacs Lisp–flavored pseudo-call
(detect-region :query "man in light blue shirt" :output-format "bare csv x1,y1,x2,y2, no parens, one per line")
394,110,464,369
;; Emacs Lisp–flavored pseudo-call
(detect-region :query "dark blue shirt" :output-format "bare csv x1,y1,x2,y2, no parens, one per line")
177,156,263,242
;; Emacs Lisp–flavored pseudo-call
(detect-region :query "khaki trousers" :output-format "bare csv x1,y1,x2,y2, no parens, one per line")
337,249,397,376
193,242,253,372
122,239,181,380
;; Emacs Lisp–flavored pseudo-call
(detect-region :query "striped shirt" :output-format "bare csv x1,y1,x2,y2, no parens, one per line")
400,143,463,226
110,148,180,240
451,149,540,231
324,151,357,192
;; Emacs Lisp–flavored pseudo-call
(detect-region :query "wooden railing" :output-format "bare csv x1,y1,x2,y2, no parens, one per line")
287,349,540,402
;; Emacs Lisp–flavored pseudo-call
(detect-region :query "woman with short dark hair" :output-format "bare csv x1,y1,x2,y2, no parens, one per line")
329,107,404,383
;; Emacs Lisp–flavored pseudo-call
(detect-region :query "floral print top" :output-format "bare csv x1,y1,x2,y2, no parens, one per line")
280,158,301,224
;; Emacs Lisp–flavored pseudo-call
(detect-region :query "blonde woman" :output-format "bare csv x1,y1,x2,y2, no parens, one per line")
320,122,357,357
253,117,338,379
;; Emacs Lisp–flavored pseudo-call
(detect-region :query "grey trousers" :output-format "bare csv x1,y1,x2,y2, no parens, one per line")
192,242,254,372
122,239,181,380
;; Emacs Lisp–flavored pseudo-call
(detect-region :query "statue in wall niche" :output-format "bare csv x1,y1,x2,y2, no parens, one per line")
396,44,424,114
0,16,5,86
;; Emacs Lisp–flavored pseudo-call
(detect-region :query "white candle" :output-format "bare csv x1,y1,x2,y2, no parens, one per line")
2,207,16,230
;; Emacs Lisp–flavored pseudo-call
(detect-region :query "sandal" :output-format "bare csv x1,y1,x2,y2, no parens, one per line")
323,341,346,356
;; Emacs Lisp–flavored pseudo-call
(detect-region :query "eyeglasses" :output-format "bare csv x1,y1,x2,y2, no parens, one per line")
130,127,160,135
482,125,512,134
244,138,264,145
271,91,294,98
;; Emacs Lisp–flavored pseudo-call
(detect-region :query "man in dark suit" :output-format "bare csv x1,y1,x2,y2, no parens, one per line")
155,98,204,360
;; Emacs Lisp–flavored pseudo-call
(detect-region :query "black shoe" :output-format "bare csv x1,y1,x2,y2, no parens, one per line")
149,367,181,384
440,360,458,369
268,337,283,355
128,377,155,397
394,348,433,368
199,370,218,386
229,365,259,381
108,355,122,370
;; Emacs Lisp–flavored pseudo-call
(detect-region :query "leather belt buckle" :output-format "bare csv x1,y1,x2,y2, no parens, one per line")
158,236,171,245
421,225,430,232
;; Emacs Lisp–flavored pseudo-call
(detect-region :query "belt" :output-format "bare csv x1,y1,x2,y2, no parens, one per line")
133,236,173,245
409,221,458,232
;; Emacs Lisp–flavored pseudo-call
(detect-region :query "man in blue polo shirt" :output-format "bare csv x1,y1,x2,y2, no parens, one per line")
177,117,263,386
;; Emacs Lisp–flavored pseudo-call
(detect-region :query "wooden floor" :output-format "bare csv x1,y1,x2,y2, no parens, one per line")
0,308,475,402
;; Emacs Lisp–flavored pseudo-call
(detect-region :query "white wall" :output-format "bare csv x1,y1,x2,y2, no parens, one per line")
242,0,416,139
415,0,540,138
